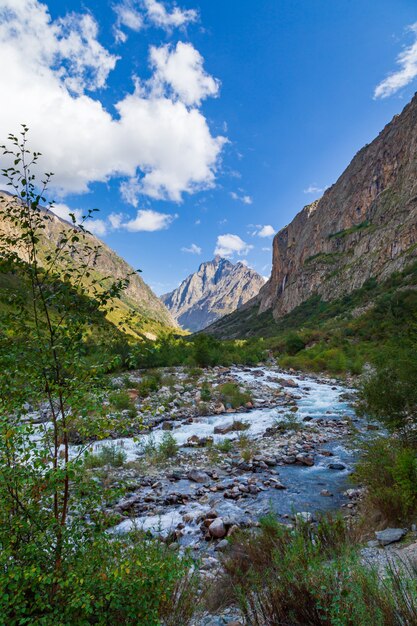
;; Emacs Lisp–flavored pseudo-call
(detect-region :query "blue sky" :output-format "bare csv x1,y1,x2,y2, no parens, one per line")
1,0,417,294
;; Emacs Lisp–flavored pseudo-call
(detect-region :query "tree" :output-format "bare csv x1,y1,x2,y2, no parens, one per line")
0,128,196,622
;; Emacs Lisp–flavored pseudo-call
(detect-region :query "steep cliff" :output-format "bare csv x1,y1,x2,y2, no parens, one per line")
256,93,417,320
161,256,265,331
0,192,177,335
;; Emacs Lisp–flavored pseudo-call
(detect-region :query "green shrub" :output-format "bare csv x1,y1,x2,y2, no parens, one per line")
219,382,252,408
137,374,161,397
109,389,134,411
158,431,178,460
210,514,417,625
215,438,234,453
354,438,417,522
285,332,306,355
200,381,212,402
0,529,198,625
84,443,127,468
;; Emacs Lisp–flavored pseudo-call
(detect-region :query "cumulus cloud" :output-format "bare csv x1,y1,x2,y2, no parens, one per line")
230,191,252,204
113,0,197,41
375,23,417,98
0,0,225,202
181,243,201,254
123,209,177,231
256,225,275,237
214,234,253,258
51,203,176,235
144,0,198,30
149,42,220,106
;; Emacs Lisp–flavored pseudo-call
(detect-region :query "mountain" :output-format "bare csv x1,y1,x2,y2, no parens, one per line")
0,192,177,337
161,256,265,332
208,92,417,337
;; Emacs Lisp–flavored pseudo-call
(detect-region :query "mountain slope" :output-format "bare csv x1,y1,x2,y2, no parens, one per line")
208,92,417,337
161,256,265,332
0,192,177,337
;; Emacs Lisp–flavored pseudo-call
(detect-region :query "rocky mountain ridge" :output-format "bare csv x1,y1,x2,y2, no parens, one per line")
161,256,265,332
210,92,417,336
257,93,417,320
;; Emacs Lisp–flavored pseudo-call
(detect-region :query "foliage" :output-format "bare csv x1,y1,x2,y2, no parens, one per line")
218,382,252,408
109,389,136,411
358,343,417,438
215,438,234,453
127,333,266,370
354,438,417,522
200,381,212,402
0,529,198,625
84,443,127,469
138,432,178,464
211,514,417,625
0,129,197,623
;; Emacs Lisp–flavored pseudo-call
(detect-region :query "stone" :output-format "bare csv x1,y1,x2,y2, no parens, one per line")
328,463,346,470
208,517,227,539
320,489,333,497
187,469,210,483
375,528,406,546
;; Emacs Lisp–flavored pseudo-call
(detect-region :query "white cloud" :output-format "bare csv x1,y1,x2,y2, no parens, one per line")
123,209,177,231
230,191,252,204
181,243,201,254
113,1,143,42
51,203,84,223
113,0,197,41
84,218,108,236
108,212,124,229
261,246,271,252
195,218,201,225
149,42,220,106
375,23,417,98
303,184,325,194
0,1,225,203
143,0,198,30
256,225,275,238
214,234,253,258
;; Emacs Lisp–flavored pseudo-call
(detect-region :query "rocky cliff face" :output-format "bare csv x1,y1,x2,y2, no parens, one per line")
0,192,176,334
257,93,417,319
162,256,265,331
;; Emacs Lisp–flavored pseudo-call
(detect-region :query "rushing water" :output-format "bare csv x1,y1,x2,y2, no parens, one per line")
100,367,366,542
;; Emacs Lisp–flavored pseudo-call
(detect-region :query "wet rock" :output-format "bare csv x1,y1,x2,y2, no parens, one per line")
328,463,346,470
209,518,227,538
162,422,173,430
296,454,314,466
215,539,229,552
375,528,406,546
320,490,333,497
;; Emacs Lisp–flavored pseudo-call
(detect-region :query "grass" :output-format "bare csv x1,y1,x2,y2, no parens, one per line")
215,438,234,453
138,432,178,465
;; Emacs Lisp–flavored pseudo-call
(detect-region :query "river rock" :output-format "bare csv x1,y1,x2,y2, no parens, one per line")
375,528,406,546
209,518,227,538
328,463,346,470
187,469,210,483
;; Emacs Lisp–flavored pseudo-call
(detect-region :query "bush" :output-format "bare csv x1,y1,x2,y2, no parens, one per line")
0,529,198,625
358,344,417,438
109,389,134,411
219,382,252,408
158,431,178,460
200,381,212,402
84,443,127,468
137,373,161,397
354,438,417,522
210,514,417,625
285,332,306,355
215,438,234,453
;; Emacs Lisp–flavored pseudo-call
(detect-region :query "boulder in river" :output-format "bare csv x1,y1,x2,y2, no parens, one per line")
209,518,227,538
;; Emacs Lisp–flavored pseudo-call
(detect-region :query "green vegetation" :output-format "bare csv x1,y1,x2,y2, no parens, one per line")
125,332,267,370
84,444,127,469
213,514,417,626
218,382,252,408
209,261,417,376
354,438,417,522
328,219,373,239
215,438,234,453
0,130,196,624
139,432,179,464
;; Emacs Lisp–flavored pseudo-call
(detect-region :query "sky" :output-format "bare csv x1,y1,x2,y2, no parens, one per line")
1,0,417,295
